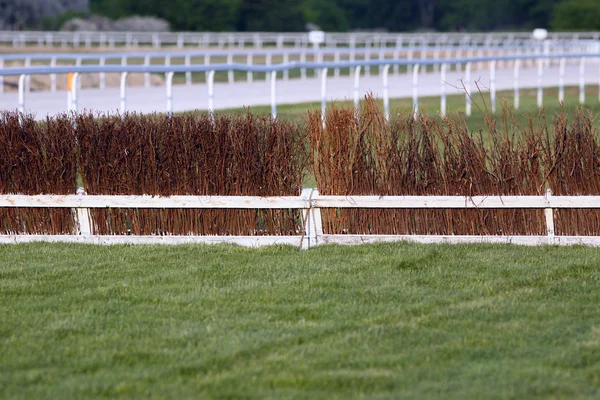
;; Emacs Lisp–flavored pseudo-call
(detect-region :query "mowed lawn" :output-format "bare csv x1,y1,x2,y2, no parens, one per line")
1,242,600,399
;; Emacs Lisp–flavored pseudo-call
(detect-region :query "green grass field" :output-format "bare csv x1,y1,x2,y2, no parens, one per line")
1,242,600,399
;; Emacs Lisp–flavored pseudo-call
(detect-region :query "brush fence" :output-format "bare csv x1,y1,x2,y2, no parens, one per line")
3,188,600,248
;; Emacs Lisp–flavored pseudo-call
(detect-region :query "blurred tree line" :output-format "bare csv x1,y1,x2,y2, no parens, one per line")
87,0,600,31
2,0,600,31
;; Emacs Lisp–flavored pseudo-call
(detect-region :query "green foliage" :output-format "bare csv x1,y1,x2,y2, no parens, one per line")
551,0,600,30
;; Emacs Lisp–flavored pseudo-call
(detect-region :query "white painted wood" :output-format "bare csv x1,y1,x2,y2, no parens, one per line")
0,235,303,247
0,195,309,209
319,235,600,247
544,188,555,245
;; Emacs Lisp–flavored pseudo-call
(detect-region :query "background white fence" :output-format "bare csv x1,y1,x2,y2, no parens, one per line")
2,190,600,248
2,53,600,118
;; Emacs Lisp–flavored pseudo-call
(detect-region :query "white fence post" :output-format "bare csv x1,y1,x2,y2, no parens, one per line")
544,188,555,245
166,71,174,116
440,63,447,117
321,68,328,128
270,70,277,119
490,60,496,113
207,70,215,116
70,72,79,112
354,66,361,113
559,58,566,103
412,64,420,119
76,188,91,236
120,72,128,113
514,59,520,110
537,59,544,108
579,57,586,104
465,62,472,117
383,64,391,121
18,74,26,113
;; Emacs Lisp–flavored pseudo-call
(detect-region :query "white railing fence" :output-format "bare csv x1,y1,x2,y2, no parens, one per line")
3,53,600,118
2,189,600,247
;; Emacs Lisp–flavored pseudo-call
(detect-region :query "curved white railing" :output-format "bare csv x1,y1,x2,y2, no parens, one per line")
2,53,599,118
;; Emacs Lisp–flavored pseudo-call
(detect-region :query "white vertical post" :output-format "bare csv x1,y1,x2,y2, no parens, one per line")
166,71,174,116
24,57,30,93
185,55,192,86
544,188,555,245
76,189,91,236
120,72,128,113
227,54,234,84
247,54,253,83
50,57,57,92
440,63,447,117
514,59,520,110
18,74,26,113
353,66,361,112
165,55,171,82
70,73,79,112
579,57,586,104
558,58,565,103
300,51,307,80
144,55,151,88
99,57,105,89
537,59,544,108
320,68,328,128
466,62,472,117
383,64,391,121
207,70,215,115
270,71,277,119
204,54,211,82
412,64,420,119
490,60,496,113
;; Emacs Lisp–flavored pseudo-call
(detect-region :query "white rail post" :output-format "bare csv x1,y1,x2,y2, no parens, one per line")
544,188,555,245
514,59,520,110
266,53,272,80
165,55,171,81
440,63,447,117
283,53,289,80
18,74,26,113
99,57,105,89
412,64,420,119
185,55,192,86
579,57,586,104
537,59,544,108
207,70,215,117
70,73,79,112
166,71,174,117
301,188,323,249
321,68,328,128
24,57,30,93
227,53,234,84
558,57,566,103
490,60,496,113
365,41,371,75
120,72,128,113
270,70,277,119
353,66,361,113
204,54,211,82
49,57,57,92
300,51,307,80
247,54,253,83
466,62,472,117
144,55,151,88
383,64,391,121
76,188,91,236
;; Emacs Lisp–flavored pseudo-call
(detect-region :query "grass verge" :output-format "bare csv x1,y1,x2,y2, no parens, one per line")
1,242,600,399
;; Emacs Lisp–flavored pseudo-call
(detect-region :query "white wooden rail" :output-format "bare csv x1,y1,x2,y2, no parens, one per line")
2,189,600,248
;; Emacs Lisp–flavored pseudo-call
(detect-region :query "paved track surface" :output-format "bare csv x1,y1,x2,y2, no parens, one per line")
1,63,598,118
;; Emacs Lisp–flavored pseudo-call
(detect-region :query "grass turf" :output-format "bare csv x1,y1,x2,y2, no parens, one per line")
1,242,600,399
